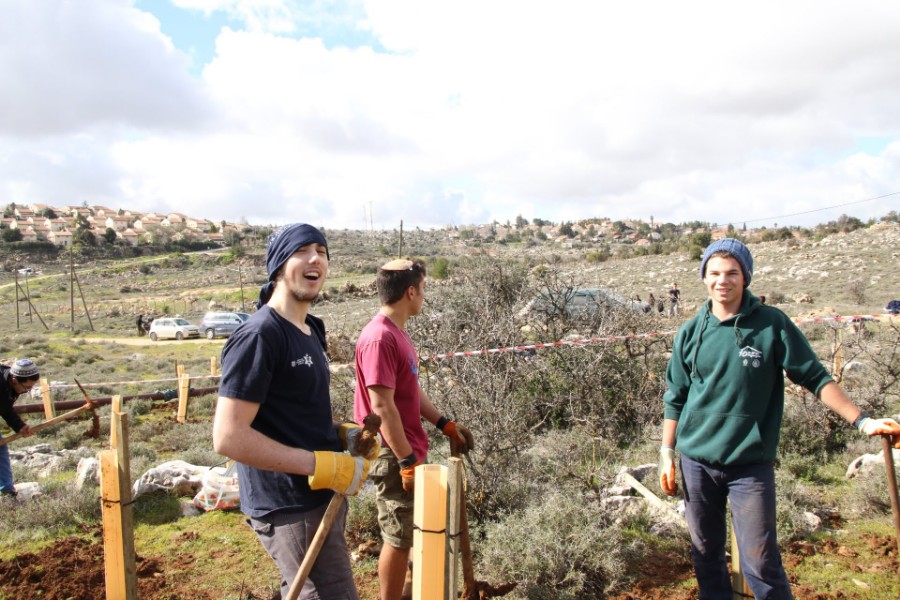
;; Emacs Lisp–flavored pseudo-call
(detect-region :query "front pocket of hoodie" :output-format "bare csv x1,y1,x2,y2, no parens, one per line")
678,411,765,465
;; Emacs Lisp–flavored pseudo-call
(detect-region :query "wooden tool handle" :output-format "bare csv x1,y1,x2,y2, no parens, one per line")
451,439,478,599
882,436,900,558
285,414,382,600
0,402,92,447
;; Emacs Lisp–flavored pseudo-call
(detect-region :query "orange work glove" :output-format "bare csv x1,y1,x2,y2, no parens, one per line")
400,460,422,494
859,416,900,449
441,420,475,454
658,447,678,496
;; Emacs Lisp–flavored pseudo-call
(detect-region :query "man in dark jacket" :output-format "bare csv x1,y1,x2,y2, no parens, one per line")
659,238,900,599
1,359,38,496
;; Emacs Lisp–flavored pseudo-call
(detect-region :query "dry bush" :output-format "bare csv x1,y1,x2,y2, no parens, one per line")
409,258,669,520
781,320,899,461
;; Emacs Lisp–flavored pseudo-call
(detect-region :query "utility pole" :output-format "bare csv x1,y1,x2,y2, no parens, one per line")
397,220,404,258
239,264,245,312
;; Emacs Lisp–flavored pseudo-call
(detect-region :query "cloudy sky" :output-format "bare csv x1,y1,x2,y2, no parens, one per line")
2,0,899,231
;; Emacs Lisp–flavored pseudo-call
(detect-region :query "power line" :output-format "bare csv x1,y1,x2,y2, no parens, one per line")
735,190,899,226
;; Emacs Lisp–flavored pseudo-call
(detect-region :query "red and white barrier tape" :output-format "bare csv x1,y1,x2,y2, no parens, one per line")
423,329,680,361
790,313,893,325
42,312,895,388
423,312,895,362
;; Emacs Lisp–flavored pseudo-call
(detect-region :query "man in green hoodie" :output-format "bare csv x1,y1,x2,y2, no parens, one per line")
659,238,900,600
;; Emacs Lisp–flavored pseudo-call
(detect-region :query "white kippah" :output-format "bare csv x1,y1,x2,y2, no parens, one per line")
11,358,39,378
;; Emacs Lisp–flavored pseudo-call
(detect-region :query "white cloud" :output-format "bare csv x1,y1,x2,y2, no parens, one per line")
0,0,208,136
1,0,899,229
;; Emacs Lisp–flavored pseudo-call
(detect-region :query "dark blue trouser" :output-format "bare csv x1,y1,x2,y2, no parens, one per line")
0,433,14,493
681,456,793,600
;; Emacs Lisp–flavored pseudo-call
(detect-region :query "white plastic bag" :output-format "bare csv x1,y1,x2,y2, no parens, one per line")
193,462,240,511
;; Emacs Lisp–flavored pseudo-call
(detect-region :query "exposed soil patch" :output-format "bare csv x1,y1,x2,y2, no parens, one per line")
0,532,897,598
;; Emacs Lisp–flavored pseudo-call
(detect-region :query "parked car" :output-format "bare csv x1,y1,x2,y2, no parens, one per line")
520,287,650,322
148,317,201,341
198,311,250,339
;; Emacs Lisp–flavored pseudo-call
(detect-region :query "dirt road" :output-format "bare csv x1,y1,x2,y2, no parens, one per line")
74,337,224,347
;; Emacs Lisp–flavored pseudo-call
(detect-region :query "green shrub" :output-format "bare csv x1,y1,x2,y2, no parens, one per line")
431,257,450,279
478,488,628,599
0,482,101,543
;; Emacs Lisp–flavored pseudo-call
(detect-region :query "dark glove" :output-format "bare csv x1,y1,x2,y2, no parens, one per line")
338,422,382,459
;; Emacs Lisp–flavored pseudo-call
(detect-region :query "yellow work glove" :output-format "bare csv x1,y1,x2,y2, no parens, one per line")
658,447,678,496
859,416,900,449
309,451,370,496
338,422,382,460
440,420,475,454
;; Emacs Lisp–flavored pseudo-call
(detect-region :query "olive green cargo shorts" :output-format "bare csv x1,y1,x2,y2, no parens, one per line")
369,447,414,549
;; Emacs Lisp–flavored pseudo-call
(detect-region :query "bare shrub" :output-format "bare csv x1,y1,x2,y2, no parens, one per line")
767,290,787,304
411,258,669,520
848,278,867,304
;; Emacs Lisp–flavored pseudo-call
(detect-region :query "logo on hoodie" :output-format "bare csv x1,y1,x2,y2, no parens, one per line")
739,346,762,368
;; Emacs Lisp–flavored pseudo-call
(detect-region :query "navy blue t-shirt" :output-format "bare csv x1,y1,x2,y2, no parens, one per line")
219,306,341,517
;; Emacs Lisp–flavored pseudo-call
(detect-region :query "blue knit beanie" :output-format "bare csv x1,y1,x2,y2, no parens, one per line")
700,238,753,287
11,358,39,379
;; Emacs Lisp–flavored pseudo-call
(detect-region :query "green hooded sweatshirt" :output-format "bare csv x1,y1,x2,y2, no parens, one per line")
663,291,833,465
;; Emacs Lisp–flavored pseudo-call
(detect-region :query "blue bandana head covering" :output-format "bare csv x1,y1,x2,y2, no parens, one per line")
257,223,329,307
700,238,753,287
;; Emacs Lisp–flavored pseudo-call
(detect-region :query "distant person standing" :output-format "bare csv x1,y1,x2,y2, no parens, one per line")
136,314,145,336
648,293,657,315
1,359,38,497
667,282,680,317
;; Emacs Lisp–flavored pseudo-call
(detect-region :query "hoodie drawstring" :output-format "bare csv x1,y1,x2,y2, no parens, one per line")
690,310,710,381
690,308,745,381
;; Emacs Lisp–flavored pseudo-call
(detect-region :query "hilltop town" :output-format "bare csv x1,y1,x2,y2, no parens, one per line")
2,201,896,257
1,202,245,249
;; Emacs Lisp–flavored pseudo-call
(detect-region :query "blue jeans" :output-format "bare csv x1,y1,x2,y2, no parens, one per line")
681,456,793,600
0,433,14,492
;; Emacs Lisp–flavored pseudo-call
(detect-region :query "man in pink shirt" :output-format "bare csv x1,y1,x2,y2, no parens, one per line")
354,258,475,600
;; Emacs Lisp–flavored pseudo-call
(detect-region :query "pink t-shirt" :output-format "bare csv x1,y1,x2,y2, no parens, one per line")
354,313,428,459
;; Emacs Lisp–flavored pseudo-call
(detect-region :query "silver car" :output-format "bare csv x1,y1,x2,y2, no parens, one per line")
148,318,201,341
198,311,250,339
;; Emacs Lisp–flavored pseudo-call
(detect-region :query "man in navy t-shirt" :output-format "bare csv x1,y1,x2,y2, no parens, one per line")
213,223,375,599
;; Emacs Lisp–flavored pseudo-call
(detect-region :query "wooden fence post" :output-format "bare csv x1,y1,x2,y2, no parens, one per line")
110,395,122,449
730,524,752,599
99,408,137,599
412,464,448,600
210,356,217,376
176,369,190,424
447,458,464,600
40,378,55,419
